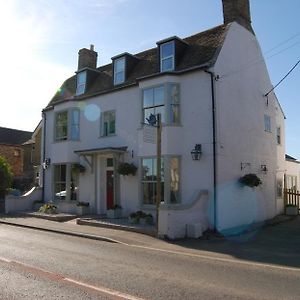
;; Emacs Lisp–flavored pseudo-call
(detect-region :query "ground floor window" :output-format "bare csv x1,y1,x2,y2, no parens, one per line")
141,156,180,205
54,164,78,201
286,175,297,190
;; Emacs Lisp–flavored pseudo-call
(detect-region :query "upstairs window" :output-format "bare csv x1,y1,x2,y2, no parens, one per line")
55,111,68,141
160,41,175,72
276,127,281,144
264,114,271,132
76,71,87,95
114,57,125,85
55,109,80,142
143,86,165,124
101,111,116,137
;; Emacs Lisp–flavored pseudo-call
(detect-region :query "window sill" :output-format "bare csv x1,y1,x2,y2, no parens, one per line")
99,134,117,138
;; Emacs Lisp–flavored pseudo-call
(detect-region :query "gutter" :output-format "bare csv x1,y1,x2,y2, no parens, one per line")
205,69,217,231
42,111,46,202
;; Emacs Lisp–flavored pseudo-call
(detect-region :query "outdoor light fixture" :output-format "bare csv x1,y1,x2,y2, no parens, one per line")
191,144,202,161
261,164,268,174
42,158,51,170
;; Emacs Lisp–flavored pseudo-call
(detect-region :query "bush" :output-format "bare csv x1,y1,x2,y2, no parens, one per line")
0,156,13,199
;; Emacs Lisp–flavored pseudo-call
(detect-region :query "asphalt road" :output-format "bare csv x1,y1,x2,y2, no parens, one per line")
0,224,299,300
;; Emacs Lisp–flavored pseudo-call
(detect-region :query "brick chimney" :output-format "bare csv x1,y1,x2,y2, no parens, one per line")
222,0,253,33
78,44,98,70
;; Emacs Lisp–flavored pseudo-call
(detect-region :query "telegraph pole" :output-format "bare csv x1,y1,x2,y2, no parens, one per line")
156,114,162,236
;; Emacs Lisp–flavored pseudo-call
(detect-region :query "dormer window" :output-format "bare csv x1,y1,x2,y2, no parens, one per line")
160,41,175,72
76,71,87,95
114,57,125,85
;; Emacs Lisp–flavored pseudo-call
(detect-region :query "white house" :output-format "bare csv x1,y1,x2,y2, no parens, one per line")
41,0,286,238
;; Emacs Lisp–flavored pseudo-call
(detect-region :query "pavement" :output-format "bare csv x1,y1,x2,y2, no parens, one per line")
0,213,300,268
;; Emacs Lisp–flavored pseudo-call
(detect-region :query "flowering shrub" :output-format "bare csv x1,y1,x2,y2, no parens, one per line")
239,173,262,188
38,203,57,214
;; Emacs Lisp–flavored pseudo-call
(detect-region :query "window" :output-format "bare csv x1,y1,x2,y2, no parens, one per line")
286,175,297,190
114,57,125,85
142,158,164,205
55,111,68,141
76,71,87,95
276,127,281,144
143,86,165,124
54,164,78,201
101,111,116,136
55,109,80,142
277,179,283,198
264,114,271,132
142,84,180,125
160,41,175,72
71,109,80,140
170,157,180,203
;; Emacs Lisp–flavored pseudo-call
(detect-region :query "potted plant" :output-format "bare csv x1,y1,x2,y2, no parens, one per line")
285,204,298,216
117,163,137,176
107,204,122,219
38,203,57,214
76,202,90,215
239,173,262,188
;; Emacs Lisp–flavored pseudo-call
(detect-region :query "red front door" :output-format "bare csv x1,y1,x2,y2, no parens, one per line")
106,170,114,209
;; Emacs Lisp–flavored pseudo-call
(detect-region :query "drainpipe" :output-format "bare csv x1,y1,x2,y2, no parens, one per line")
205,70,217,231
42,111,46,202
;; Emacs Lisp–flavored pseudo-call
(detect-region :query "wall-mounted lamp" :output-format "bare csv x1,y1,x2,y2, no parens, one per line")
42,158,51,170
261,164,268,174
191,144,202,161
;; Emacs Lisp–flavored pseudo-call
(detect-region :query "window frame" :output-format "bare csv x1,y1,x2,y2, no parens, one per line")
101,110,116,137
264,114,271,133
54,109,80,142
160,41,175,72
76,71,87,96
114,57,126,85
142,83,180,125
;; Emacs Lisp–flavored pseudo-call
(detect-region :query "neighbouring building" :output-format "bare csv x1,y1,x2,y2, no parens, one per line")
41,0,287,238
0,127,33,189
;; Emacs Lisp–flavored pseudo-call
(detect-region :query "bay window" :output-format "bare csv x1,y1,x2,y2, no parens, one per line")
55,109,80,142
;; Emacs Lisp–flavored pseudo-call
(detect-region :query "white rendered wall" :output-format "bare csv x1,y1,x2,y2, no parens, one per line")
213,22,280,231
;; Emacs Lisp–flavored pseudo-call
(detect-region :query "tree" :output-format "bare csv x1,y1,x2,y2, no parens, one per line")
0,156,13,199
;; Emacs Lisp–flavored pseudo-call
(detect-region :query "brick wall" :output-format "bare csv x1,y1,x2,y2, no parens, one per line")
0,144,23,176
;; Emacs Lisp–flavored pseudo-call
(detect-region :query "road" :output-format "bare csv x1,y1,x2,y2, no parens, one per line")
0,224,299,300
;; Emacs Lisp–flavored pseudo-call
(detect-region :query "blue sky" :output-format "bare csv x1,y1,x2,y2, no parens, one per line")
1,0,299,158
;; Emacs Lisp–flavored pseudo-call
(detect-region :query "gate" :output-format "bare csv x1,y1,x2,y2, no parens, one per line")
284,189,300,210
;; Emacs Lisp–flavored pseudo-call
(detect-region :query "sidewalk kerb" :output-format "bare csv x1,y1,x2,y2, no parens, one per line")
0,220,125,245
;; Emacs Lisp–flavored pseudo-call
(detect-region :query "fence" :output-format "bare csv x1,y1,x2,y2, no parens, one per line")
284,189,300,209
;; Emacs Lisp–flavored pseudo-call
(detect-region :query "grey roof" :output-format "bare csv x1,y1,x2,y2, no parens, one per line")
285,154,299,163
0,127,32,146
47,23,230,108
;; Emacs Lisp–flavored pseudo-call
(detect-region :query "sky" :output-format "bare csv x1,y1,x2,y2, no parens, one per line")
0,0,299,157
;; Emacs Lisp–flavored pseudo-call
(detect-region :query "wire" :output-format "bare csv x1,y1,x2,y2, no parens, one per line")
264,59,300,96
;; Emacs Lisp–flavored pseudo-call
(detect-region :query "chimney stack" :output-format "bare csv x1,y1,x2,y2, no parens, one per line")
78,44,98,70
222,0,253,33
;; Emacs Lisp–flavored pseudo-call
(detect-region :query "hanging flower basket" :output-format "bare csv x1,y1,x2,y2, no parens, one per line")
239,173,262,188
117,163,137,176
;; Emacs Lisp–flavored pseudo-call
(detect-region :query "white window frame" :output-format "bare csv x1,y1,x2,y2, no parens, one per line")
55,109,80,142
160,41,175,72
101,110,116,137
264,114,271,132
76,71,87,95
114,57,125,85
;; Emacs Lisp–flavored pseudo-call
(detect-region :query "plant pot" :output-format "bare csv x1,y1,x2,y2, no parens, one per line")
107,208,122,219
286,206,298,216
77,206,90,216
